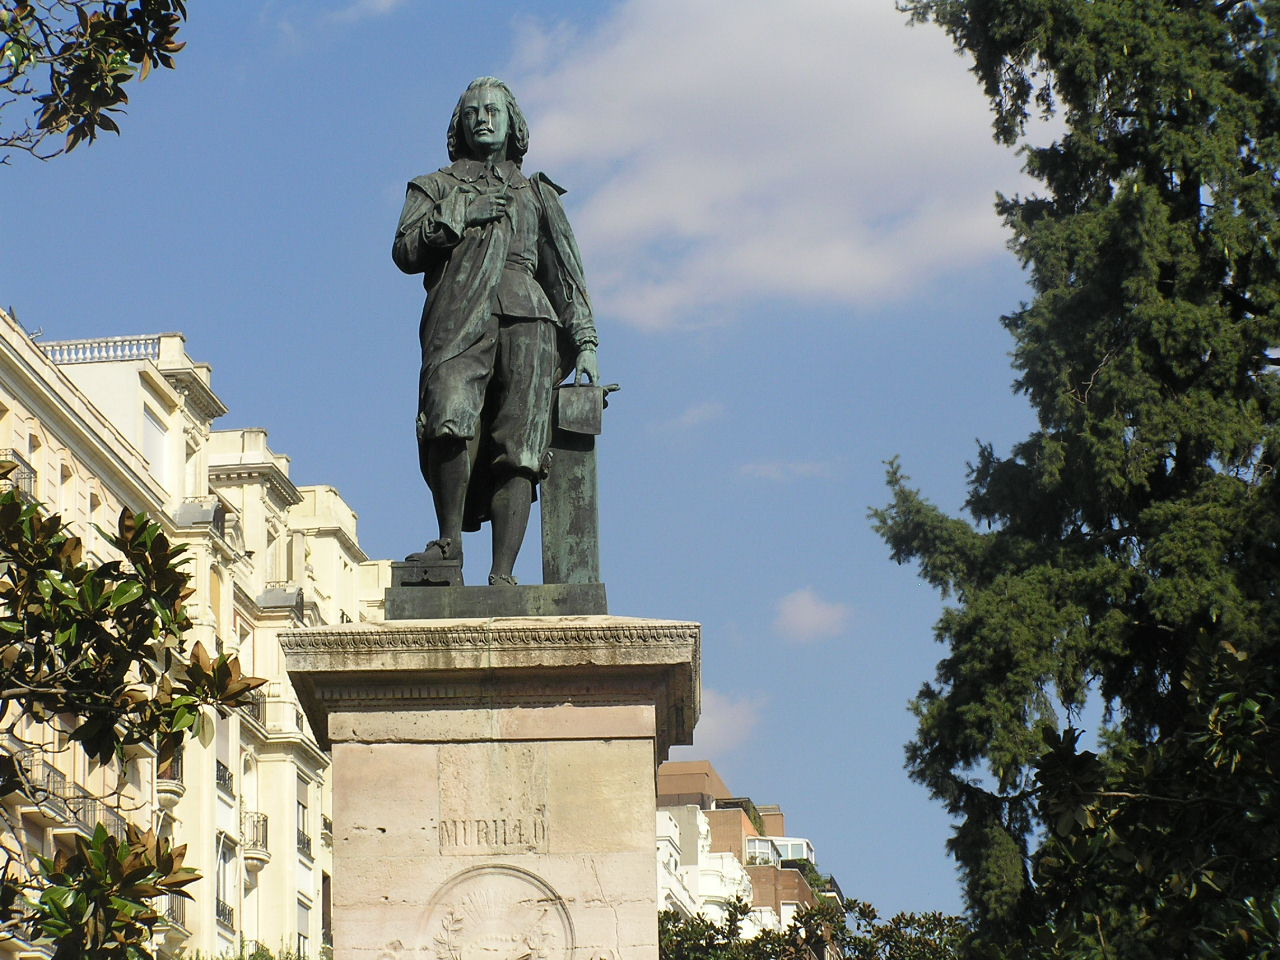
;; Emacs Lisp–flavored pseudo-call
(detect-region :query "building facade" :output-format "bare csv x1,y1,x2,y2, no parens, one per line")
656,761,842,936
0,312,380,958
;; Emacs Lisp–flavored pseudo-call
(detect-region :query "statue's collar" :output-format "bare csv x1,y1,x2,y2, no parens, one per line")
447,158,526,186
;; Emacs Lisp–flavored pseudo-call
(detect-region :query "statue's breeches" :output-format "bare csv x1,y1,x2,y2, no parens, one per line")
420,314,557,477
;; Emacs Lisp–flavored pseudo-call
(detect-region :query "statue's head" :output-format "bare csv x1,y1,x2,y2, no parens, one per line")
447,77,530,166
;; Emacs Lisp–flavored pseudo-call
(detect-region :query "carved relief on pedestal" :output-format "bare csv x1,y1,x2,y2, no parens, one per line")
417,864,575,960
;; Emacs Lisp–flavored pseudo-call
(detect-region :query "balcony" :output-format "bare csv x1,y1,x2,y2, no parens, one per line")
15,755,69,825
240,690,266,726
745,836,782,868
297,828,313,859
0,448,37,501
242,811,270,873
215,897,235,929
16,754,130,840
164,892,187,928
41,335,160,365
157,751,185,809
215,759,234,795
63,795,129,842
322,814,333,846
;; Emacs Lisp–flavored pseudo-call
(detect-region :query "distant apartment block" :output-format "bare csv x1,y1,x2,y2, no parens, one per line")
656,760,843,938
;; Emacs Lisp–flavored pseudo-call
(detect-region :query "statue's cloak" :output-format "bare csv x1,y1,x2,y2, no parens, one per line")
392,160,595,529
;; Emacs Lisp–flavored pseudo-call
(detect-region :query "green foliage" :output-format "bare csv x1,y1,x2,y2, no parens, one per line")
877,1,1280,957
31,823,195,959
660,898,964,960
0,473,264,955
0,477,262,765
846,901,968,960
0,0,188,159
660,898,856,960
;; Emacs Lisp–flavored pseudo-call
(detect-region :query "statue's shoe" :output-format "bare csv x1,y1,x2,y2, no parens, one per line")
488,573,518,586
405,538,462,564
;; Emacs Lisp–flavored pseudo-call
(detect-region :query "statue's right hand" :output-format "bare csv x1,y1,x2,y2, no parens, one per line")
466,193,508,226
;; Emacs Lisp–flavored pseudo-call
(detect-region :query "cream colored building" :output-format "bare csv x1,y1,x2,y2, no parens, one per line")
0,310,380,958
656,761,843,938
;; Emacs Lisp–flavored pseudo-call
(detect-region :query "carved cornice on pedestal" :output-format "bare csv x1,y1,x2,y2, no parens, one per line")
282,616,701,755
281,617,699,652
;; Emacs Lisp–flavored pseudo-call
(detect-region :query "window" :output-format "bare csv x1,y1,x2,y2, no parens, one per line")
184,443,199,497
321,873,332,947
210,568,223,640
27,434,41,496
215,833,236,929
142,407,167,486
57,462,72,512
297,779,312,858
297,900,311,954
745,837,780,867
215,718,234,794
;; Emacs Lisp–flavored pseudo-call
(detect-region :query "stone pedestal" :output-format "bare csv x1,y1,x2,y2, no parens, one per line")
282,616,700,960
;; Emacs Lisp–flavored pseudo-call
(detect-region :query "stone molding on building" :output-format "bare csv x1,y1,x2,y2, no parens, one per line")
208,461,304,509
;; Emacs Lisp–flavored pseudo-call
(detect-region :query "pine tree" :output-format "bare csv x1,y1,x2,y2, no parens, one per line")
874,2,1280,957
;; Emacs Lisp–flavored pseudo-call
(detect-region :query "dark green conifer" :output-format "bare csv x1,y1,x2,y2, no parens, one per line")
875,2,1280,956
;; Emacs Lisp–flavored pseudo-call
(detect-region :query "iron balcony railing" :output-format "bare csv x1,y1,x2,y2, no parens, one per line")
165,891,187,928
18,755,68,803
18,754,129,839
0,448,36,500
297,828,312,858
214,759,234,794
63,794,128,842
157,749,183,784
242,811,268,852
240,690,265,725
215,897,234,928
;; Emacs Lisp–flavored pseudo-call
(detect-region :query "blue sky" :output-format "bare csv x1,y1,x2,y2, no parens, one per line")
2,0,1049,917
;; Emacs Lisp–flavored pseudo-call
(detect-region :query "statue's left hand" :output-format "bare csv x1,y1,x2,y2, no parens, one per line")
574,346,599,385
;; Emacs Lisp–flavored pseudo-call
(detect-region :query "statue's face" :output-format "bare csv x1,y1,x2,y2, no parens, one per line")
460,86,510,159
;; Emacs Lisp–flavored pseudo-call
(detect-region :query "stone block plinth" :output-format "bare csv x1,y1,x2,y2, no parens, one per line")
282,616,700,960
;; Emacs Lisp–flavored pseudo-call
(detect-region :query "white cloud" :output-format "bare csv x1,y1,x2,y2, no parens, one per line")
774,586,850,642
511,0,1030,330
328,0,407,22
740,460,831,481
668,687,763,761
655,400,725,432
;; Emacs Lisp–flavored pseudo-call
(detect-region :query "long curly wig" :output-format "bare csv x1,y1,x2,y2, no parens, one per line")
446,77,530,167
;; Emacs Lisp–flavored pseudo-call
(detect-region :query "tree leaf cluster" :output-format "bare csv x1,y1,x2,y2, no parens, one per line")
30,822,195,959
660,899,965,960
0,481,265,764
0,477,264,952
0,1,187,160
877,1,1280,956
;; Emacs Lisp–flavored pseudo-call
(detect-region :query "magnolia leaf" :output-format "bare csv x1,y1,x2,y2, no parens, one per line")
110,581,145,606
196,706,214,748
189,639,212,674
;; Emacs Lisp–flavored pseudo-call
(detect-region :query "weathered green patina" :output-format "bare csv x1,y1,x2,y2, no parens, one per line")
393,77,600,587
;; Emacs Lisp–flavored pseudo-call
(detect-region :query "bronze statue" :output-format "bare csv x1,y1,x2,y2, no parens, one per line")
393,77,599,586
